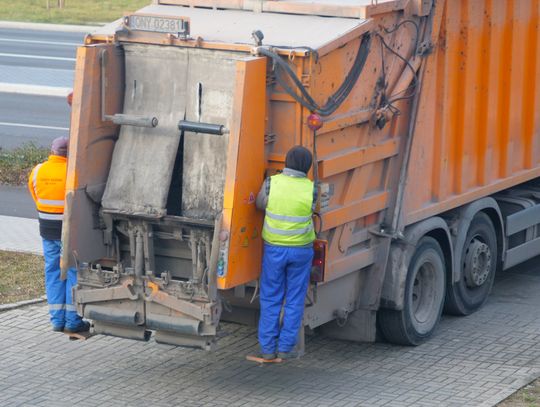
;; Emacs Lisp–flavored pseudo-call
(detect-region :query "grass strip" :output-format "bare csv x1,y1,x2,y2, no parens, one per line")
0,0,148,25
0,143,49,186
498,379,540,406
0,250,44,305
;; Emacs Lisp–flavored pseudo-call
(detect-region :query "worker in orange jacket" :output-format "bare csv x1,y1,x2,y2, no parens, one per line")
28,137,89,333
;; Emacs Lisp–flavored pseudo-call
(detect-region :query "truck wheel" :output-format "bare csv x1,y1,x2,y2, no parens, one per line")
445,212,497,316
378,237,446,345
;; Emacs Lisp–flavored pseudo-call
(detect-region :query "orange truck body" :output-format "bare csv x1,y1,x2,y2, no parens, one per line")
63,0,540,349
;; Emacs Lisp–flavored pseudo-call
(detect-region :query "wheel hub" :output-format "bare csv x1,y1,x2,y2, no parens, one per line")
463,239,491,288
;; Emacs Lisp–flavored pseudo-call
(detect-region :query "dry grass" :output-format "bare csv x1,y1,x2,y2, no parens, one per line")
0,250,44,305
498,379,540,407
0,0,148,25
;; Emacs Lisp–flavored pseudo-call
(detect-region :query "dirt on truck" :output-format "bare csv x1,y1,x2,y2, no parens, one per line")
61,0,540,350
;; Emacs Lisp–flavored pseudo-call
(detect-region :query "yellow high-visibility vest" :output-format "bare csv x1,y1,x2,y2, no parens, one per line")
262,173,315,246
28,155,67,220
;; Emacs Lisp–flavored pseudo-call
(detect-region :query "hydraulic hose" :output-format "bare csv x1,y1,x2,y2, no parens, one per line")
258,33,372,117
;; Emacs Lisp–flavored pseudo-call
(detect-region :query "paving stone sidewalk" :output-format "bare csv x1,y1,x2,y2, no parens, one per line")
0,262,539,406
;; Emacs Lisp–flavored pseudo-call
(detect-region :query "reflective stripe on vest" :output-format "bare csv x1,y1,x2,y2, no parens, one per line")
265,210,311,223
262,173,315,246
39,212,64,221
263,220,314,236
38,198,65,206
32,163,43,192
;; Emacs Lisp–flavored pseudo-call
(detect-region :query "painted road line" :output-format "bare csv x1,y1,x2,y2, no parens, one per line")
0,121,69,131
0,38,80,47
0,52,75,61
0,83,71,97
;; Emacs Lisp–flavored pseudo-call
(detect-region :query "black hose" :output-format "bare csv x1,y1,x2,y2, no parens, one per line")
259,33,372,117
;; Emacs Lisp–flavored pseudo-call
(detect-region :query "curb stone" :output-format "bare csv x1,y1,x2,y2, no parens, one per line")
480,370,540,407
0,20,100,32
0,83,72,97
0,296,46,312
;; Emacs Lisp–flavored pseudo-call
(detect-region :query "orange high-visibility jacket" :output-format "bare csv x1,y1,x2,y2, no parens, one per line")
28,155,67,221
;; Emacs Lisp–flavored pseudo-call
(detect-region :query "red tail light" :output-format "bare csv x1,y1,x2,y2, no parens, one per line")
311,240,327,283
307,113,323,131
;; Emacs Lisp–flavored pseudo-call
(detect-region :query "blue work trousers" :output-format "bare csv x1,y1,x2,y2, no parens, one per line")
43,239,82,329
258,244,314,354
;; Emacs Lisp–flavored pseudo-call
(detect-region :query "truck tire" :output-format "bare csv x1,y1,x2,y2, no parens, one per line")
444,212,497,316
378,237,446,345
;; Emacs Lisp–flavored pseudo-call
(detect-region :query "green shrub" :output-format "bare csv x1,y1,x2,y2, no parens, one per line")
0,143,50,186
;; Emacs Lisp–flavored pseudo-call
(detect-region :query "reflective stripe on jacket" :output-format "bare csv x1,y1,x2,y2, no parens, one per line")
28,155,67,215
262,173,315,246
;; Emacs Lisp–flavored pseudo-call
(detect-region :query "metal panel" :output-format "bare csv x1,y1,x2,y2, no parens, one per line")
93,4,367,51
102,44,188,216
61,43,124,273
504,236,540,269
505,205,540,236
181,49,237,219
403,0,540,226
218,57,266,289
157,0,403,18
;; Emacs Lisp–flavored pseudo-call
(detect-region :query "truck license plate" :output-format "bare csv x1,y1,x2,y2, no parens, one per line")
124,14,190,37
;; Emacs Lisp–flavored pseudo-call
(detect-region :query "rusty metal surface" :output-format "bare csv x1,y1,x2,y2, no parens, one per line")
101,44,187,216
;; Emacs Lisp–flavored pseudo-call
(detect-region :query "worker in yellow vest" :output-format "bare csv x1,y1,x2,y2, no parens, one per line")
28,137,89,334
256,146,316,361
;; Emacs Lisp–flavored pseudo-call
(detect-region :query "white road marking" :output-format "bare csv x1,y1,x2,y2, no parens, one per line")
0,52,75,61
0,37,80,46
0,83,71,97
0,121,69,131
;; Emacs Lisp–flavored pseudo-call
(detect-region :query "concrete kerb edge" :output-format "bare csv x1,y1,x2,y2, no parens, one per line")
0,20,100,33
477,369,540,407
0,83,72,97
0,296,46,313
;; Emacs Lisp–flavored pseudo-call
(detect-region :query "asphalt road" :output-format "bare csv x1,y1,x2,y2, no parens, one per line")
0,27,83,70
0,185,35,218
0,27,84,149
0,93,70,148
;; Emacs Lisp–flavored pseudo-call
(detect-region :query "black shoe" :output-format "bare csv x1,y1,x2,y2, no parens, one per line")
52,325,64,332
277,351,299,360
64,321,90,334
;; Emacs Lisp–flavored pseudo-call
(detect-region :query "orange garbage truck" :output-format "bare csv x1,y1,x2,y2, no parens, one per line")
61,0,540,349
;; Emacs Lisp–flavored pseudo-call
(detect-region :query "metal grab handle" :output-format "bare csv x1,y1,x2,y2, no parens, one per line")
106,114,158,128
178,120,228,135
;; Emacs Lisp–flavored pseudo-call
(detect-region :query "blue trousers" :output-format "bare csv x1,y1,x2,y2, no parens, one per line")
258,244,314,354
43,239,82,329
